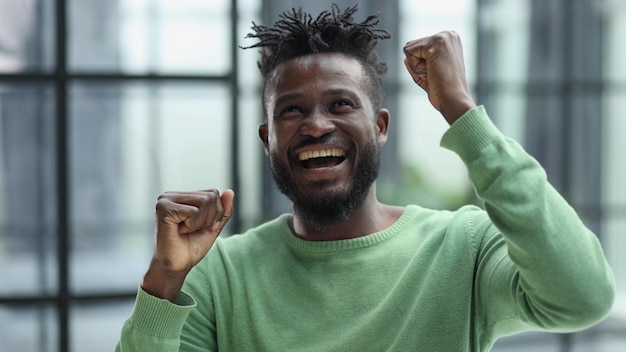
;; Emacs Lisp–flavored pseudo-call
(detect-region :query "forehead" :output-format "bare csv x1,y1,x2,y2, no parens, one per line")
265,53,367,98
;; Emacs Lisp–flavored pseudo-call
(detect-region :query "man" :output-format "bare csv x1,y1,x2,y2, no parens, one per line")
116,5,615,351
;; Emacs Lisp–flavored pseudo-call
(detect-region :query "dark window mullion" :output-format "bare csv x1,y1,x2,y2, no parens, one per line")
55,0,69,351
230,0,241,234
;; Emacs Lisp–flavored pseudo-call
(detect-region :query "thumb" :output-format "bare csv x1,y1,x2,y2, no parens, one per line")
221,189,235,220
211,189,235,233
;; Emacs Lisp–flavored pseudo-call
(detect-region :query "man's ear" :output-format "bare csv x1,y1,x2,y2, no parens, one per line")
258,123,269,155
375,108,390,146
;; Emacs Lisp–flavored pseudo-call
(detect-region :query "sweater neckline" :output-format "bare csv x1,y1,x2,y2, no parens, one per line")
277,205,418,252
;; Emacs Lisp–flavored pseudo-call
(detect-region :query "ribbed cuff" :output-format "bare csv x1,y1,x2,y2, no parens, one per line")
440,105,503,162
129,286,196,339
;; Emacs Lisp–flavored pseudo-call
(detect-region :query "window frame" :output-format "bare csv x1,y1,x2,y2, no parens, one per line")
0,0,242,351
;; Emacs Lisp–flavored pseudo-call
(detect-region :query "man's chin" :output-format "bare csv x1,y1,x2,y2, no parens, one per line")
290,188,365,231
292,201,350,232
269,144,381,230
297,183,349,200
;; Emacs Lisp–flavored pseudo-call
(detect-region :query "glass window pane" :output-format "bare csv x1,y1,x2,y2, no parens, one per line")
604,2,626,320
603,98,626,202
0,304,58,352
69,0,231,74
0,0,55,73
604,91,626,318
399,0,476,83
604,2,626,82
237,1,263,229
393,0,475,211
0,83,57,296
69,81,232,294
475,0,530,83
485,89,527,145
71,300,134,352
605,217,626,317
237,92,263,229
391,90,470,209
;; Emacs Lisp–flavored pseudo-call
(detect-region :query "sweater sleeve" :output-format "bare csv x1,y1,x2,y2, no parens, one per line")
441,106,615,337
115,287,196,352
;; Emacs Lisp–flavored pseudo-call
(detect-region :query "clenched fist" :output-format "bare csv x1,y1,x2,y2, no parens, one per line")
403,31,476,125
143,189,235,302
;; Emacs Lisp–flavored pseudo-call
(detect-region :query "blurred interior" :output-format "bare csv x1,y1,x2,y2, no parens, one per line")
0,0,624,351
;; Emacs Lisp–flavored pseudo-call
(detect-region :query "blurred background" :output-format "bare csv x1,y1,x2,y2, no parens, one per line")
0,0,624,351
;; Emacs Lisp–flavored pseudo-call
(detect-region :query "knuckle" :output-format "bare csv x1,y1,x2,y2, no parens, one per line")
433,30,458,44
155,198,169,212
450,30,460,38
200,189,219,202
432,34,446,45
201,193,216,205
184,206,199,219
157,192,170,201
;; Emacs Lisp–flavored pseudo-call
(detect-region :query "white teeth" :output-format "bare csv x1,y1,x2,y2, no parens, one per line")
298,148,345,161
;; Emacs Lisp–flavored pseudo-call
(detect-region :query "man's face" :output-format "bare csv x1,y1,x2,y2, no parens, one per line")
259,53,389,230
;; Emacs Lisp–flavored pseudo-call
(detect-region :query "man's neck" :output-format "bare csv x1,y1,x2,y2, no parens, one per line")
289,190,404,241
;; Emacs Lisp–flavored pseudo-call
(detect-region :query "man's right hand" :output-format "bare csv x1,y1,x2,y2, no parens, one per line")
142,189,235,302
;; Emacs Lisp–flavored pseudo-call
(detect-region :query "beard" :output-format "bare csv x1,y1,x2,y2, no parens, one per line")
268,142,380,232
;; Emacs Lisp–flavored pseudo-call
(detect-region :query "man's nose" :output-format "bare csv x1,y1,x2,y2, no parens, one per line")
299,111,335,138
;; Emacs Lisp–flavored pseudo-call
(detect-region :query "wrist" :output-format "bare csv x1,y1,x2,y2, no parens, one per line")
142,260,188,303
440,97,476,125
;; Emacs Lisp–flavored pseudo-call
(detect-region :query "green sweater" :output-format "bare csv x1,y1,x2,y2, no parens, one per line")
116,106,615,351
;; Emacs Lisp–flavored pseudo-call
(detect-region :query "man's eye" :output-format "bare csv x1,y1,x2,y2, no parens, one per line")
279,106,303,118
331,100,354,111
285,106,302,112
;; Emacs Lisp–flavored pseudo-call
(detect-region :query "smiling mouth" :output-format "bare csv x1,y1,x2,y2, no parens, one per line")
297,148,346,169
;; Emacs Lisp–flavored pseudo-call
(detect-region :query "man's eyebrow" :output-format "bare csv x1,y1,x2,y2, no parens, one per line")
325,88,352,96
274,93,305,107
273,89,360,107
324,88,360,100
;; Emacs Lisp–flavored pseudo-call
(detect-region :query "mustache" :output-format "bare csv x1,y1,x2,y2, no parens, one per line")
290,135,350,153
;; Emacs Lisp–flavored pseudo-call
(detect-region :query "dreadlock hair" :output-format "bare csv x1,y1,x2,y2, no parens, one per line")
242,4,391,115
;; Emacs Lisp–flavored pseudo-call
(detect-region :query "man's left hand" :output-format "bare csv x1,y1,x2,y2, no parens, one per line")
403,31,476,125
